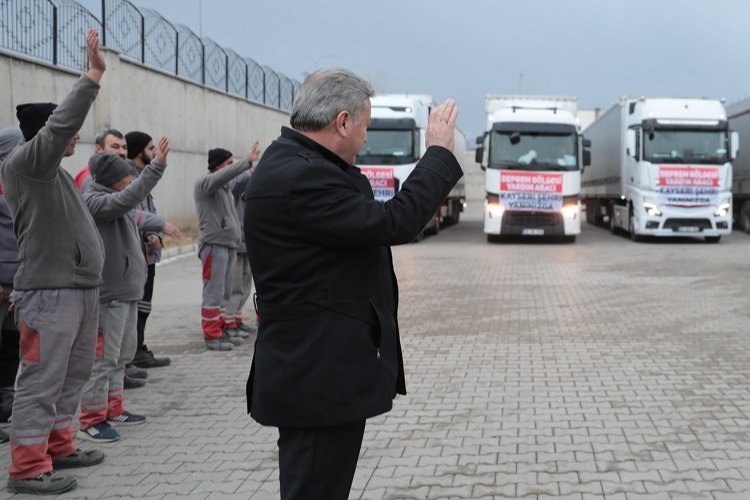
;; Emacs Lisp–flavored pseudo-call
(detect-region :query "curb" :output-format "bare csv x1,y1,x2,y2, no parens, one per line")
160,243,197,260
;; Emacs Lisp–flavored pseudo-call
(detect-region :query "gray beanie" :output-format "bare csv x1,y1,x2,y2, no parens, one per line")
0,127,23,162
89,152,133,188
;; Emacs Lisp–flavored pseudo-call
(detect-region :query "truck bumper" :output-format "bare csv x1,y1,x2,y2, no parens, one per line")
634,205,731,237
484,202,582,236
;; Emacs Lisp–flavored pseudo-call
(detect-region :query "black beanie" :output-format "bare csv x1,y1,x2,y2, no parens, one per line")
16,103,58,141
125,131,152,159
89,153,133,188
208,148,233,170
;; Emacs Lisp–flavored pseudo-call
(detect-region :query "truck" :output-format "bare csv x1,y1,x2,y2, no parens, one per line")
726,98,750,232
582,97,739,243
356,94,466,237
475,95,590,243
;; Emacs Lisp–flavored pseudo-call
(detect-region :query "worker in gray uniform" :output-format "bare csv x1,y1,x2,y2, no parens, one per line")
1,30,107,495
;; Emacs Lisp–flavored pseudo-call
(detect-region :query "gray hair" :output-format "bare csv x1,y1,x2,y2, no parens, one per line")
290,68,375,132
94,127,124,147
0,127,23,161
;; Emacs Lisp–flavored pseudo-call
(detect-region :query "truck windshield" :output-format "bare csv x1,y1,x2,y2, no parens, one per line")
356,130,418,165
489,131,578,171
643,129,729,164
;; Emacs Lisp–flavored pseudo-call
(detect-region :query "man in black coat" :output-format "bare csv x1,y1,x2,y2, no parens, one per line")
243,67,463,500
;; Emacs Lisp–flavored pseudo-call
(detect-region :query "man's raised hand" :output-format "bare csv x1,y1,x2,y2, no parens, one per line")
247,141,260,163
425,99,458,152
85,29,106,83
155,137,170,165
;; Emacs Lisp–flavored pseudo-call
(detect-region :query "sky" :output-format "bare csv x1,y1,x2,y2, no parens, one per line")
76,0,750,140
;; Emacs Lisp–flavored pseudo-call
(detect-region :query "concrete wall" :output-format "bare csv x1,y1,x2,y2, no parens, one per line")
0,48,289,228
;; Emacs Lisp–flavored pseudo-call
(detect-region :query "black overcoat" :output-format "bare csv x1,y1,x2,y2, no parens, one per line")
244,127,462,427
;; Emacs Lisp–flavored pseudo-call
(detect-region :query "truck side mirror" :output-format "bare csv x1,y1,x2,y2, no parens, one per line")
626,129,636,157
731,130,740,160
582,138,591,148
475,146,484,165
475,135,484,145
583,149,591,167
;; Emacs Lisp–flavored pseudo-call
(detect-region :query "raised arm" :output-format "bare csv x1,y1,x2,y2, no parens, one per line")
5,30,105,180
195,141,259,197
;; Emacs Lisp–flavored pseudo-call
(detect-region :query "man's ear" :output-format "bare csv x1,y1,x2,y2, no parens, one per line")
335,110,350,137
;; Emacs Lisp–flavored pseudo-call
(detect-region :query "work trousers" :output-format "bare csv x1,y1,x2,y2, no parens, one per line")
225,251,253,326
278,420,366,500
80,300,137,430
199,243,236,339
0,284,19,421
8,288,98,480
136,263,155,351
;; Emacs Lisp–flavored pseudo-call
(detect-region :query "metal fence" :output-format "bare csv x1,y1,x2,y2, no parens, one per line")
0,0,300,111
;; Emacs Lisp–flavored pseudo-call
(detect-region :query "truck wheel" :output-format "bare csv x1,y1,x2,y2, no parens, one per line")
561,235,576,243
743,212,750,234
487,234,502,243
628,215,642,242
705,236,721,243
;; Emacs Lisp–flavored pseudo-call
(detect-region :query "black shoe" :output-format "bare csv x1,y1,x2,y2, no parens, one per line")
124,375,145,390
125,364,148,379
7,471,77,495
0,429,8,444
132,345,171,368
52,448,105,469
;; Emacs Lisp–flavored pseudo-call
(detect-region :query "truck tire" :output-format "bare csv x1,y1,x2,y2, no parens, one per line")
705,236,721,243
742,206,750,234
487,234,502,243
628,214,642,242
561,235,576,243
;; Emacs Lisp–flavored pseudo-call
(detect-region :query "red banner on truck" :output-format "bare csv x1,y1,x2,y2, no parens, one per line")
361,167,396,202
499,171,563,211
658,166,719,206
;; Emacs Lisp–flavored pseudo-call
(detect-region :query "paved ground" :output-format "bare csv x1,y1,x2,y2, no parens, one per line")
2,205,750,499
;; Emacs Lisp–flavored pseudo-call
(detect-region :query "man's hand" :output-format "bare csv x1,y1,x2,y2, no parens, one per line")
85,29,106,83
425,99,458,151
162,221,182,239
146,234,163,253
247,141,260,163
154,137,170,165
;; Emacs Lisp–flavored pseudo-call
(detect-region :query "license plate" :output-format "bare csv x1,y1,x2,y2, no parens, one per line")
677,226,700,233
522,228,544,236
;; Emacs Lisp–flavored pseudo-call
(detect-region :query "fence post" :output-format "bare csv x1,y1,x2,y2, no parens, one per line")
225,53,229,93
175,31,179,74
101,0,106,46
140,11,145,63
52,4,58,65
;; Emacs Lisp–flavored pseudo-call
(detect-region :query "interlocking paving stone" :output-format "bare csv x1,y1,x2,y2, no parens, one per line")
3,207,750,498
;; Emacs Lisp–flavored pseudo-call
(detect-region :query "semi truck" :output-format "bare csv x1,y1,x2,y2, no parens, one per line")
475,95,590,243
582,97,739,243
726,98,750,232
356,94,466,237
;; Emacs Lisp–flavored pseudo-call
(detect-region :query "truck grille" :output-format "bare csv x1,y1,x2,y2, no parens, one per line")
504,212,562,228
663,218,712,231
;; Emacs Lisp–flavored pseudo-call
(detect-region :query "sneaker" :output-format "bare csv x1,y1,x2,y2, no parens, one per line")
0,429,8,444
78,422,120,443
124,375,145,390
205,338,234,351
125,364,148,379
52,448,105,469
222,332,243,346
108,411,146,426
236,322,257,334
132,345,171,368
7,471,77,495
225,327,249,339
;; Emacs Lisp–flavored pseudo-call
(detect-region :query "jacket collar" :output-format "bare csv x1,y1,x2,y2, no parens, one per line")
280,127,352,171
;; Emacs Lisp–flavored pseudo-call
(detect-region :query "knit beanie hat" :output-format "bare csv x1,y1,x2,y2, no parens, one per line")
89,152,133,188
208,148,232,170
0,127,23,161
16,103,57,141
125,131,152,159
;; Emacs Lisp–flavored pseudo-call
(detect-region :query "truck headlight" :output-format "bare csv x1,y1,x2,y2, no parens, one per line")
561,203,579,219
714,203,730,217
643,202,661,217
